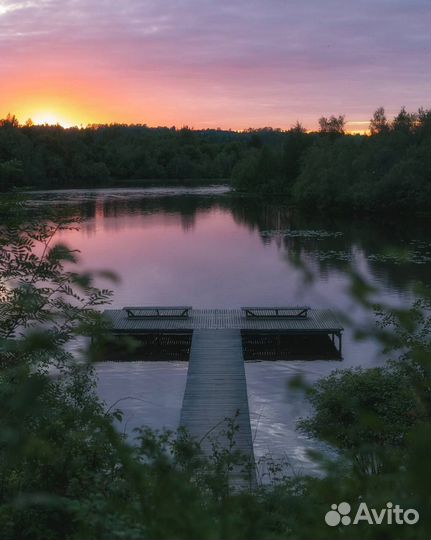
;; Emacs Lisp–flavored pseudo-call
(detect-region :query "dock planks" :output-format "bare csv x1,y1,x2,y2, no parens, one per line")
180,329,256,490
104,308,343,333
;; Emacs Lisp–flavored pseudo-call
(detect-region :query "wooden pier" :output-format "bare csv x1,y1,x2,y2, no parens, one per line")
103,306,343,358
104,307,343,351
180,329,256,489
102,306,343,489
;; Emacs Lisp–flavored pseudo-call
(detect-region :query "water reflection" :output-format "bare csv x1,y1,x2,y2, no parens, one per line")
26,187,430,295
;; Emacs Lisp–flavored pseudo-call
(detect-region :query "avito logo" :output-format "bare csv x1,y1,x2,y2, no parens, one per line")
325,501,420,527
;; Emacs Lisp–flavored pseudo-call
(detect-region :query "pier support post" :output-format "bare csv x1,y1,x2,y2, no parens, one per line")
338,332,343,358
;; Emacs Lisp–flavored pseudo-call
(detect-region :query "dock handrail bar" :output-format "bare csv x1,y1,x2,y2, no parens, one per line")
242,306,311,319
123,306,192,319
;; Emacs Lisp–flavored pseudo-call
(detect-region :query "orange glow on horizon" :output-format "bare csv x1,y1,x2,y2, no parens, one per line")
9,91,103,128
2,75,375,131
348,130,369,135
1,74,143,128
4,86,371,132
30,111,75,128
5,101,372,133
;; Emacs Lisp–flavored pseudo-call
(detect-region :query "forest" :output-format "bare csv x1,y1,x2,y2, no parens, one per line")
0,106,429,214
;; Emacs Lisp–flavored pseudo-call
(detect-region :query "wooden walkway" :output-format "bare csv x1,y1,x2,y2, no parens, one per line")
179,329,256,490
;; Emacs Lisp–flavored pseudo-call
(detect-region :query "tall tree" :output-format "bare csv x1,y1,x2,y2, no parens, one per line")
391,106,416,133
318,115,345,135
369,106,389,135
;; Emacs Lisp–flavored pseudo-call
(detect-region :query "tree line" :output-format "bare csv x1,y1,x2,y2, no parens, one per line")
0,118,245,189
0,107,429,214
231,107,430,214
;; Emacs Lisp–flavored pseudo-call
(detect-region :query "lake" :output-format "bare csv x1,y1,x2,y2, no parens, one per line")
25,186,429,475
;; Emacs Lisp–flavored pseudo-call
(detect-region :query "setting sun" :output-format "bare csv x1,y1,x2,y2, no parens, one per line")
8,91,96,128
31,111,75,127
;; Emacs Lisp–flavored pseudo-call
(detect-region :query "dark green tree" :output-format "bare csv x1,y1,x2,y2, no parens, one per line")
318,115,345,135
369,107,389,135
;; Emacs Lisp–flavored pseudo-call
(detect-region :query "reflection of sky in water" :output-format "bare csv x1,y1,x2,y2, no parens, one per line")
247,361,339,476
95,359,341,476
96,362,188,435
28,188,428,475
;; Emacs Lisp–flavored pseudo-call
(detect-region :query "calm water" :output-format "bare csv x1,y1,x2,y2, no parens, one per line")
25,187,430,473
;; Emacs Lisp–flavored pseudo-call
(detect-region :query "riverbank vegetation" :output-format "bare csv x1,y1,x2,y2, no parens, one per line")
231,107,430,214
1,107,429,214
0,203,429,539
0,116,241,190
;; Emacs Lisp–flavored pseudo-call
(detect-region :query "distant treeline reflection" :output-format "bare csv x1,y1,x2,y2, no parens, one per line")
0,106,429,214
24,193,430,292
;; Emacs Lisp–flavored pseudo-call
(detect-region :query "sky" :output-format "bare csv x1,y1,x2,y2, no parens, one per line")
0,0,430,131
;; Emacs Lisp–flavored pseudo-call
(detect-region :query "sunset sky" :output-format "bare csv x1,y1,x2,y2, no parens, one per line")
0,0,429,131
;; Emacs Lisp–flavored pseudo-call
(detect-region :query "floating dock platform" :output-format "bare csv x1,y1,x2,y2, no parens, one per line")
103,306,343,356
